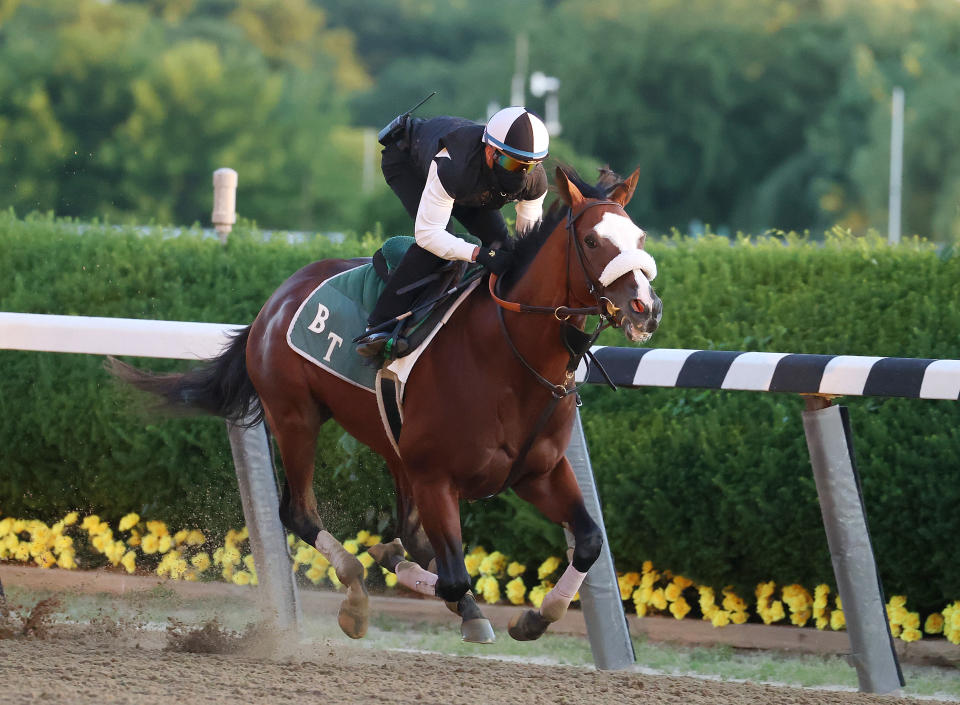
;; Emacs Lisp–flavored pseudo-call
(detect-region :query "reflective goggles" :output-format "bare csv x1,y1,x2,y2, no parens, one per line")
495,150,540,174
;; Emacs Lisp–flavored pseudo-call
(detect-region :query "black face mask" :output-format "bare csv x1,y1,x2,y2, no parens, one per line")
493,163,527,196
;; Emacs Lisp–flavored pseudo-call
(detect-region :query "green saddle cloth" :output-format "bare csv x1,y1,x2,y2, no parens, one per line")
286,235,479,392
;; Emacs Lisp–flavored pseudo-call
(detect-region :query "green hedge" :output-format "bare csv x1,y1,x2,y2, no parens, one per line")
1,212,958,612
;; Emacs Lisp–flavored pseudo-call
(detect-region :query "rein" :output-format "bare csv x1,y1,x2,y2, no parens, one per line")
487,199,626,497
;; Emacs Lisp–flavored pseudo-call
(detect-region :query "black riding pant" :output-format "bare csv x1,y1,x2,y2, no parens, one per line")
368,145,508,327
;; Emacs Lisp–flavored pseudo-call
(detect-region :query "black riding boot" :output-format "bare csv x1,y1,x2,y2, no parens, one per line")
357,244,446,358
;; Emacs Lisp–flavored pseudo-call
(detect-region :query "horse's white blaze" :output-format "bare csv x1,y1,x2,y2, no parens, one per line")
594,212,657,309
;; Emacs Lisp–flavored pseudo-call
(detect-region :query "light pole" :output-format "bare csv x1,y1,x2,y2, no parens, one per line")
530,71,562,136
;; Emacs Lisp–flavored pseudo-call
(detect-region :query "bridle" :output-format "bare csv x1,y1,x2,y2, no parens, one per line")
484,198,633,497
488,198,630,399
488,199,626,327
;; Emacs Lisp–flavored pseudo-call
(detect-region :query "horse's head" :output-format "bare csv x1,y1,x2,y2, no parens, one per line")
556,166,662,343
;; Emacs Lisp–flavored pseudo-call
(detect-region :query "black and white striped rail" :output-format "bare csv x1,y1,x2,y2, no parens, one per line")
575,347,960,400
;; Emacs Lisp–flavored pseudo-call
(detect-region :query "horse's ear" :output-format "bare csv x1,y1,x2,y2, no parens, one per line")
609,167,641,208
555,166,585,210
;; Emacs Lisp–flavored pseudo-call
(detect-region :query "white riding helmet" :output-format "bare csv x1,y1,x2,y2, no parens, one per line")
483,107,550,161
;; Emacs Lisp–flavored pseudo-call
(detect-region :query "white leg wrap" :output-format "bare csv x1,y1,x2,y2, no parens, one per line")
315,530,361,582
395,560,437,596
540,564,587,622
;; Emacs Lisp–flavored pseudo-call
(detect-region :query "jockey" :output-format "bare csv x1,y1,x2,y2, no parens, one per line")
357,106,550,357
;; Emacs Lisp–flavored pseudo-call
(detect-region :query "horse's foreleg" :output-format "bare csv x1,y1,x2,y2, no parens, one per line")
267,404,368,639
508,456,602,641
397,479,494,643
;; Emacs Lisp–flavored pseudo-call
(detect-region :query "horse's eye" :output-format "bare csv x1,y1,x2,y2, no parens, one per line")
584,234,598,248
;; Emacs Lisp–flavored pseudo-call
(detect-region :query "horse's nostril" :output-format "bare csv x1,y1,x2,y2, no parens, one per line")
631,299,645,314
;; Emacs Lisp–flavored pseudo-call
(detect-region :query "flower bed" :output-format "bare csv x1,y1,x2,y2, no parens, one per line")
2,511,957,645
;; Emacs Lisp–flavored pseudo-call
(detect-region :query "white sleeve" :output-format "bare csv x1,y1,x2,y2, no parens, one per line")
514,192,547,235
413,158,478,261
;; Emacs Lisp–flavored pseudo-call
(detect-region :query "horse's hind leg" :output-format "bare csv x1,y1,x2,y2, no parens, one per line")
266,401,369,639
507,456,602,641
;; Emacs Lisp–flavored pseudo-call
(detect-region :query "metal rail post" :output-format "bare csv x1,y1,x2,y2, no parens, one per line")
802,397,903,694
226,417,302,635
564,410,636,670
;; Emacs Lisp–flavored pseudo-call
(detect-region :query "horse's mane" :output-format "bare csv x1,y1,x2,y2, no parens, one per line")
499,164,616,292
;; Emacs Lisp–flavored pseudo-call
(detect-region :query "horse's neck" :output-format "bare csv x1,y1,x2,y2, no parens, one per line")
493,219,586,379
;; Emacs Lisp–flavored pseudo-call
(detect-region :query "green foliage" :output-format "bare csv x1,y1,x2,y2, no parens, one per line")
3,217,960,613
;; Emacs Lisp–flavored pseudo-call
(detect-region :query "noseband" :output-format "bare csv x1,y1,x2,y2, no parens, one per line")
488,199,625,324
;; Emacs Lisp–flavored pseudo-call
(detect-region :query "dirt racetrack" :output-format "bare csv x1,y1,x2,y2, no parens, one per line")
1,565,956,705
1,624,954,705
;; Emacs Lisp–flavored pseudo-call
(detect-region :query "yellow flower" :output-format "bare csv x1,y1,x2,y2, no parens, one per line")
294,545,317,566
529,583,550,609
924,613,944,635
57,550,77,570
479,551,506,576
507,561,526,578
238,526,249,541
81,515,101,531
311,554,330,571
305,566,325,584
831,609,846,631
537,556,561,580
721,588,747,613
355,530,371,545
232,570,251,586
121,551,137,574
157,534,173,554
127,529,142,547
118,513,140,532
383,569,397,588
186,530,205,546
755,581,776,599
0,518,13,537
327,566,342,587
664,582,682,603
36,551,56,568
357,552,375,569
173,529,189,546
363,534,381,548
730,610,749,625
476,575,500,604
191,553,211,572
145,520,168,538
711,610,731,628
464,553,483,577
673,575,694,590
650,588,667,611
669,597,691,620
506,577,527,605
63,512,79,526
900,628,922,643
53,535,73,554
243,554,256,572
141,534,159,554
343,539,360,555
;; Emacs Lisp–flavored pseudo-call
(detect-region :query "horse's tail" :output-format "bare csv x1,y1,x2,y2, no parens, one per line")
106,326,262,426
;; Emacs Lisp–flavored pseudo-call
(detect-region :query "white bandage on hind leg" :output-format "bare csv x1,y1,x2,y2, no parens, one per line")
539,564,587,622
315,530,361,582
395,560,438,596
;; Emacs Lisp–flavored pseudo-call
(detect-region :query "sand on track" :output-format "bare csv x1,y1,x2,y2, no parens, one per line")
1,621,954,705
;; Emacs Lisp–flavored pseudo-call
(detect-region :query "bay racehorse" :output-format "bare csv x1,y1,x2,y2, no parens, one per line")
110,166,661,643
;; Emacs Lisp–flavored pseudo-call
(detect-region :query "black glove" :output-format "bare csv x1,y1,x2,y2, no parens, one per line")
475,247,514,276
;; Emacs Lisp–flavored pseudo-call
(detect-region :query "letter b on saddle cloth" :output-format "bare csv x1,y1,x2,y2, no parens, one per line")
286,235,482,452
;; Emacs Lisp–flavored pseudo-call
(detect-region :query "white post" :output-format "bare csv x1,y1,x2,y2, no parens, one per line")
212,168,238,244
802,398,903,694
564,410,635,670
511,33,528,106
888,87,904,245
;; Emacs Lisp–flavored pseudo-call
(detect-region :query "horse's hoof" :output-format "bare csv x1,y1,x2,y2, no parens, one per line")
368,538,405,571
461,618,495,644
508,609,551,642
337,598,369,639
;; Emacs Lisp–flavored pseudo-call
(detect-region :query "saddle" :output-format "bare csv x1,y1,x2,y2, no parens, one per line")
356,235,481,360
